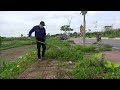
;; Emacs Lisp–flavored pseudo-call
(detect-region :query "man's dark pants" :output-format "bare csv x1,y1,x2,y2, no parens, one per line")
36,38,46,59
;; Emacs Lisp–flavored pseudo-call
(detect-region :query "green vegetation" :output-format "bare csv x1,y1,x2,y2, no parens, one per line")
68,28,120,38
45,37,83,61
0,36,119,79
0,49,37,79
0,37,36,50
86,29,120,38
69,32,79,38
66,39,75,44
73,53,120,79
73,44,96,52
60,25,73,34
93,43,113,52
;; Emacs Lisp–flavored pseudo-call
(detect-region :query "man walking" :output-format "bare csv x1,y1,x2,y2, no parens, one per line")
28,21,46,60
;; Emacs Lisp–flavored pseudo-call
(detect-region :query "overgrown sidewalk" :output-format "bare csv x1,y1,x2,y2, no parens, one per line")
17,60,75,79
1,37,120,79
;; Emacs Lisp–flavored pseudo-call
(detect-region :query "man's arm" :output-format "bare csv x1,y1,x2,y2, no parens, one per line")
28,26,35,37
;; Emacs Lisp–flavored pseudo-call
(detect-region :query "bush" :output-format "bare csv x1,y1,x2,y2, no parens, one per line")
108,36,115,38
89,35,93,38
73,44,96,52
93,43,113,52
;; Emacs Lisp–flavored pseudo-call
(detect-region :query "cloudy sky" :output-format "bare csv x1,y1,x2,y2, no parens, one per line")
0,11,120,37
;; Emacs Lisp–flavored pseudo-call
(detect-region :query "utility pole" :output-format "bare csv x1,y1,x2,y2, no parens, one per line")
81,11,87,46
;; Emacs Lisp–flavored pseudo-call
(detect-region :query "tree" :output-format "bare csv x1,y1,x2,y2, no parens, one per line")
60,25,73,34
73,32,78,37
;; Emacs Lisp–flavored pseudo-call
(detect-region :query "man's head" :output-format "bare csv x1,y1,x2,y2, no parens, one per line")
40,21,45,26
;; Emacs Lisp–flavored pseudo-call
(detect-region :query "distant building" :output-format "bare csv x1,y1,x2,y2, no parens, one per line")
104,26,113,31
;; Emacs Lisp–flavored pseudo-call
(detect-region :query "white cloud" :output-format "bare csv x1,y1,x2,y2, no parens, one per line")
0,11,120,37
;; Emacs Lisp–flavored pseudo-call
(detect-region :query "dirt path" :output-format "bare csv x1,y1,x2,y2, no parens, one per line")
0,45,36,61
17,60,75,79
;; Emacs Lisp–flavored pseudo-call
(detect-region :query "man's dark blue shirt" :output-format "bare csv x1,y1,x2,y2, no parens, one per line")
29,25,46,42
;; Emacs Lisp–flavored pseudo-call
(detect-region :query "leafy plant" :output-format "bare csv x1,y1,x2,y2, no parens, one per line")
73,51,120,79
104,61,119,71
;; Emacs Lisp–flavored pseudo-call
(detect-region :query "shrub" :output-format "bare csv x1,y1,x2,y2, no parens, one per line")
73,44,96,52
93,43,113,52
89,35,93,38
108,36,115,38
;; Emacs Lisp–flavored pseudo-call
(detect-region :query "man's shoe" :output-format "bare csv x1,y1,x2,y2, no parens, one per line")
38,58,42,61
41,57,46,60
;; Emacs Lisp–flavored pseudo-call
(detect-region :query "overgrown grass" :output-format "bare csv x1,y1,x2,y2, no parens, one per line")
0,49,37,79
0,36,119,79
108,36,116,38
0,58,10,70
73,53,120,79
73,44,96,52
0,37,36,51
93,43,113,52
66,40,75,44
45,37,98,61
45,37,84,61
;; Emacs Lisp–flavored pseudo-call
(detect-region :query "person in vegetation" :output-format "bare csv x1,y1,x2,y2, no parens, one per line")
96,33,101,42
28,21,46,61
